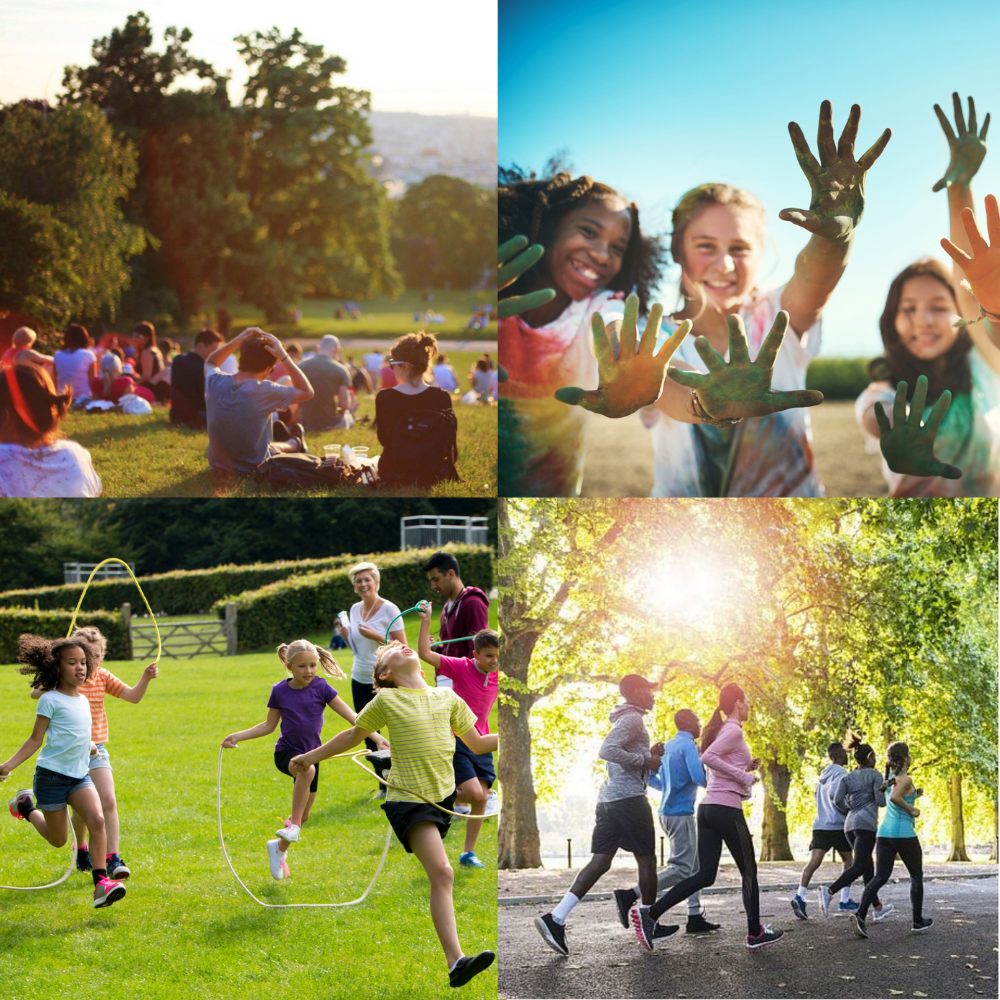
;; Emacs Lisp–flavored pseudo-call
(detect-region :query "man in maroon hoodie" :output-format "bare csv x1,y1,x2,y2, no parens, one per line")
422,552,490,660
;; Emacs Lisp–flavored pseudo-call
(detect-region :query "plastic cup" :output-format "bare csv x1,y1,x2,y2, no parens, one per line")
352,446,369,459
323,444,342,459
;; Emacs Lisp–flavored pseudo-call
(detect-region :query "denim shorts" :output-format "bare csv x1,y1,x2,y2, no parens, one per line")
33,765,94,811
88,743,112,772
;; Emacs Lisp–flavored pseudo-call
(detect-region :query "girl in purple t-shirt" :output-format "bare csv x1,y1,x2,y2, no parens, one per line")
221,639,388,881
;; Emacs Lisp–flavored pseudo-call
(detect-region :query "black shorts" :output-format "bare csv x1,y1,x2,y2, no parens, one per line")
382,793,457,853
809,828,852,854
591,796,655,857
453,738,495,788
274,749,319,793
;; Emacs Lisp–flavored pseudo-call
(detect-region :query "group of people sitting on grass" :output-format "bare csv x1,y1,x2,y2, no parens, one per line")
0,321,466,497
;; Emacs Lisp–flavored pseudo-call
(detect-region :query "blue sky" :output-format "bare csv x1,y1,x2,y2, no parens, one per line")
500,0,1000,356
0,0,497,116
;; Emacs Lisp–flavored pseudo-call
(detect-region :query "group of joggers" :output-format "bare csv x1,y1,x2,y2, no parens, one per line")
534,678,930,956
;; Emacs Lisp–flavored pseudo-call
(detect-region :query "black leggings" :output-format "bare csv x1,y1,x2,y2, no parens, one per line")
351,678,379,753
649,803,760,935
828,828,882,908
858,836,923,921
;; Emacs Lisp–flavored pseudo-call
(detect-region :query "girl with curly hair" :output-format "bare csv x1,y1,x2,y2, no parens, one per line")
1,631,128,908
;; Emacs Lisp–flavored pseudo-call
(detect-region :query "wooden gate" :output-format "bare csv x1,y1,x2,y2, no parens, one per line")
122,602,237,659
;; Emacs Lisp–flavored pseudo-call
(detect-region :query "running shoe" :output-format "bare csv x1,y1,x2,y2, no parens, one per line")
837,898,859,913
790,894,808,919
107,853,130,880
872,902,895,922
849,913,869,939
911,917,933,933
290,423,308,454
277,822,300,843
459,851,485,869
630,905,658,952
686,913,721,934
534,913,569,956
7,789,34,820
266,839,289,880
448,951,495,988
746,924,784,949
453,803,472,816
485,790,498,815
76,847,93,872
613,888,638,929
818,885,832,916
654,923,680,939
93,876,126,908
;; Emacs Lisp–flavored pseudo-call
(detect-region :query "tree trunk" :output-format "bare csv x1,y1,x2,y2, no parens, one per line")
759,761,793,861
498,689,542,869
945,772,971,862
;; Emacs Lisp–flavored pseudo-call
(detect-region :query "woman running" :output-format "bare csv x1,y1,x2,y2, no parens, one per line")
630,683,783,950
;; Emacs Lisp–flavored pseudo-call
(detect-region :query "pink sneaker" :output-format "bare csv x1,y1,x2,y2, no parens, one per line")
7,789,34,820
93,876,127,908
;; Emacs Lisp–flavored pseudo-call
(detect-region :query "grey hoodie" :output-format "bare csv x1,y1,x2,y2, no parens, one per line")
834,767,886,833
814,762,849,830
597,703,652,803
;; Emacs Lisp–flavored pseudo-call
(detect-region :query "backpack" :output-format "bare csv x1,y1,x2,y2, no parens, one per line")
379,408,459,488
255,454,375,490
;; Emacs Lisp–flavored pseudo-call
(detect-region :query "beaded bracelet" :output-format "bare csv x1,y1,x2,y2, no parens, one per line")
953,303,1000,328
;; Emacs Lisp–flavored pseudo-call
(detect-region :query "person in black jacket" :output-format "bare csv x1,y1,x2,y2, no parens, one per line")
170,328,225,428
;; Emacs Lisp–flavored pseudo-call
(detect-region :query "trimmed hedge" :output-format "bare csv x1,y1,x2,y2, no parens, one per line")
0,555,364,616
0,607,130,666
213,544,494,653
806,357,874,400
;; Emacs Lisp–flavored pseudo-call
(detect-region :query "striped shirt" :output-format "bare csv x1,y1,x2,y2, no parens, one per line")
355,686,477,804
79,667,126,743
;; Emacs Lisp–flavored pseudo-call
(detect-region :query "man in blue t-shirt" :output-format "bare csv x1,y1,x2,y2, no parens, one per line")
613,708,720,935
204,328,314,474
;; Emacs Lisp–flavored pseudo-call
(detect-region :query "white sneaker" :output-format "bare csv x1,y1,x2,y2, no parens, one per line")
818,885,831,917
873,902,895,922
266,839,289,880
485,790,499,815
277,822,300,843
453,802,472,815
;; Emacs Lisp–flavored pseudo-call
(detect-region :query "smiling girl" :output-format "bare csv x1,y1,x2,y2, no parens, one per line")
855,94,1000,496
1,633,127,908
221,640,387,880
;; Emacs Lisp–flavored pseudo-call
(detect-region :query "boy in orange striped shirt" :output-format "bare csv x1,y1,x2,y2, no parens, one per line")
31,627,157,878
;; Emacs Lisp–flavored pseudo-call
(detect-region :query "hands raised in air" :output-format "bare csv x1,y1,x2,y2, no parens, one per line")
933,93,989,192
874,374,961,480
666,311,824,424
554,294,692,418
941,193,1000,318
780,100,891,243
497,235,558,382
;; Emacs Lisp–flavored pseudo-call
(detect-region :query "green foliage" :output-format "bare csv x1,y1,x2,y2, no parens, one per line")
213,544,494,652
805,357,873,399
392,175,495,289
0,607,128,666
0,101,146,328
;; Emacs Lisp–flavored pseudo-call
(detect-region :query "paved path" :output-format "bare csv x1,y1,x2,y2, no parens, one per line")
499,875,998,999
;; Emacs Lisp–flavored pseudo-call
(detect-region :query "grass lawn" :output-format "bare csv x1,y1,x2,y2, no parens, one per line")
62,351,496,497
207,291,496,342
0,606,498,999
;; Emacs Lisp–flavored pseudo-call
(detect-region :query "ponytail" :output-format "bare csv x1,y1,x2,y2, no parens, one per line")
843,728,875,767
700,707,726,752
884,741,909,786
277,639,346,680
700,682,746,752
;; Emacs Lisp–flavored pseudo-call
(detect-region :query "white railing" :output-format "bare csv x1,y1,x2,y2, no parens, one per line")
64,562,136,584
400,516,489,551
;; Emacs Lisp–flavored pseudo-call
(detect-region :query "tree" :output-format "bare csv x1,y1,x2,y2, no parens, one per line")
0,102,146,330
393,175,494,288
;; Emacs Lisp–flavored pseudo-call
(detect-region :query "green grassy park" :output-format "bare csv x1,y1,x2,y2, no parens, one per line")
0,605,498,999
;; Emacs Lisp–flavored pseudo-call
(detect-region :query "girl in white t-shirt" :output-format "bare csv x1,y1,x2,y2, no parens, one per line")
0,361,101,497
856,93,1000,497
330,561,407,760
52,323,97,400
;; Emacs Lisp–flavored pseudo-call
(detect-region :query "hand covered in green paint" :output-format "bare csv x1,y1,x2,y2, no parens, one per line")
554,294,691,418
874,375,961,479
667,311,824,422
941,194,1000,315
497,235,557,382
933,93,989,192
780,100,891,242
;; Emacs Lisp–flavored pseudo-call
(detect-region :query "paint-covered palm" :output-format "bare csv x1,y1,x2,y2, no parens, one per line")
779,100,891,242
554,294,691,418
667,311,824,421
941,194,1000,315
874,375,961,479
932,93,989,192
497,235,557,382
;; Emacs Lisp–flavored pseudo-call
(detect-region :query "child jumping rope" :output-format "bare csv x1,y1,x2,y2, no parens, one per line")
416,603,499,869
1,631,128,908
29,626,157,879
288,639,497,989
220,640,388,881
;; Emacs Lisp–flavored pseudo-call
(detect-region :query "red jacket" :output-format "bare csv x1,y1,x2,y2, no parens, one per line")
434,586,490,659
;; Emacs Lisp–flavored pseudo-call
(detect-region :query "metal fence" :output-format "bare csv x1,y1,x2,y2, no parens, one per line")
64,562,136,584
400,516,489,551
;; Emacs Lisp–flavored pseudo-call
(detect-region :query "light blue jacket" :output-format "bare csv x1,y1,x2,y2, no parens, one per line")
648,730,706,816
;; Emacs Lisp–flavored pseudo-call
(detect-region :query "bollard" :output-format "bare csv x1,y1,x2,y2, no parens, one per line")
567,838,572,869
